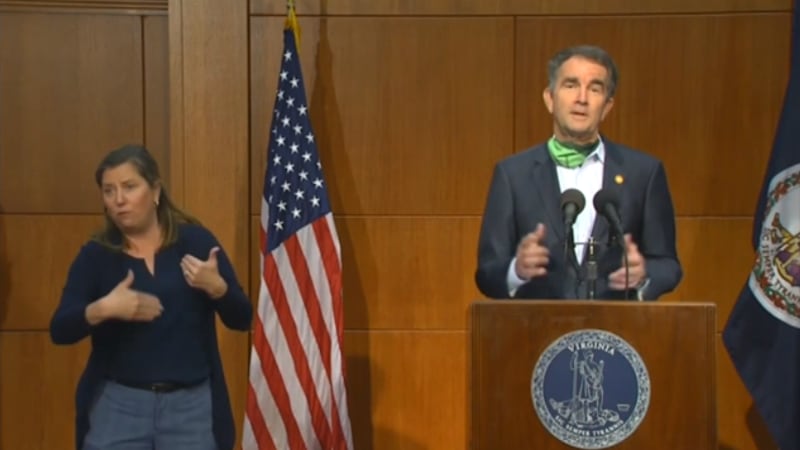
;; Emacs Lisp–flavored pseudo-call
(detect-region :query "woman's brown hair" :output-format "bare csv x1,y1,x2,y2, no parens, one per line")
92,144,199,249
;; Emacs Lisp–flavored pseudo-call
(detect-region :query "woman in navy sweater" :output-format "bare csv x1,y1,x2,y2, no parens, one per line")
50,145,253,450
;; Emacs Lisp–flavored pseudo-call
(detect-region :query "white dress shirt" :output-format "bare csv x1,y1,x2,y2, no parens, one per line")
506,141,606,295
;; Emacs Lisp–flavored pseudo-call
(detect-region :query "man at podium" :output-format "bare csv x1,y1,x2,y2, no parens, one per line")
475,45,681,301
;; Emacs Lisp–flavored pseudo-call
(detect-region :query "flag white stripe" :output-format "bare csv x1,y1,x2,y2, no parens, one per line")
298,220,353,448
242,417,256,449
325,214,341,258
274,235,335,431
296,221,337,365
259,262,319,450
243,345,288,449
296,224,342,440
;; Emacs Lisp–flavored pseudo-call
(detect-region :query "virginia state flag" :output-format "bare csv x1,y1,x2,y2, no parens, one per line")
722,6,800,450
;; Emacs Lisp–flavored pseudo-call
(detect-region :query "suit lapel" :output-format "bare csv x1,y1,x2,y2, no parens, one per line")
530,148,564,240
591,141,624,247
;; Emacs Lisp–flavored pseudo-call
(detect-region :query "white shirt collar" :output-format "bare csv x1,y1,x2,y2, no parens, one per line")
587,138,605,164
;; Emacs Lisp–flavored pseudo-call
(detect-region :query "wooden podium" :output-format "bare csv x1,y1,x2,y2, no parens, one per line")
469,300,717,450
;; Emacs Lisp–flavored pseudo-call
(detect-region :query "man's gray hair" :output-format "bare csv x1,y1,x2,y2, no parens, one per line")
547,45,619,98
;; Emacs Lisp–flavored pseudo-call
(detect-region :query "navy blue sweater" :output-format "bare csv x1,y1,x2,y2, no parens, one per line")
50,223,252,450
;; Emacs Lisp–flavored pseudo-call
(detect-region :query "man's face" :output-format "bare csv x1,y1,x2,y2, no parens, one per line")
543,56,614,144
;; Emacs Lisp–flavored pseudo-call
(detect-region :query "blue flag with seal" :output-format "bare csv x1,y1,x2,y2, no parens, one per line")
722,6,800,450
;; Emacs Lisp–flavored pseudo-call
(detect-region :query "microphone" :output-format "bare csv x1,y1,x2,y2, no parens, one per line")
560,189,586,227
592,188,624,244
560,189,585,273
592,188,631,300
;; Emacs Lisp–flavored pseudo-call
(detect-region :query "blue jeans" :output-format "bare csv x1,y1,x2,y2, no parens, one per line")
82,380,217,450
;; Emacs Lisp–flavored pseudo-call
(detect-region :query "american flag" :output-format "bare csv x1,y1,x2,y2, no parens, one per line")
243,21,354,450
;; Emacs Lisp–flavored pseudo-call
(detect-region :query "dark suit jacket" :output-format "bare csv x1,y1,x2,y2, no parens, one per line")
475,139,682,300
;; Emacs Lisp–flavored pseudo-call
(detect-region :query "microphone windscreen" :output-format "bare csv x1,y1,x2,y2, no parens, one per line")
593,188,619,213
560,188,586,214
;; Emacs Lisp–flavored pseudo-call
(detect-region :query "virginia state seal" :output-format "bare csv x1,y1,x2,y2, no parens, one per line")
531,329,650,449
751,164,800,328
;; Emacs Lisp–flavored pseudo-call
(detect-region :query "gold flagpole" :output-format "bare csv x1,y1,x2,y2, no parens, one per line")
286,0,301,48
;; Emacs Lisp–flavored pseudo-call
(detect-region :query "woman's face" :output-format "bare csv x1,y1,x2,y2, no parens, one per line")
100,162,160,234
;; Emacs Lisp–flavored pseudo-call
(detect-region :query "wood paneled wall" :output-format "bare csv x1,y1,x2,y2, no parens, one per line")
0,3,169,449
248,1,792,450
169,0,251,446
0,0,792,449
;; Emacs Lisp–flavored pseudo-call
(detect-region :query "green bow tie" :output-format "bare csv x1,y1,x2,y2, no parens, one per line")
547,137,600,168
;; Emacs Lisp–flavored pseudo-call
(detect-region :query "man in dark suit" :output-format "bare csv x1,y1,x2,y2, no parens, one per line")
475,45,681,301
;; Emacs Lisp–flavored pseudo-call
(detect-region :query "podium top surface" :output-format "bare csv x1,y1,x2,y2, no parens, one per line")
470,299,716,310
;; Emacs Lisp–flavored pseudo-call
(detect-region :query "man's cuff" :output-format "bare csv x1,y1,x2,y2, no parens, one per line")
635,277,651,301
506,257,528,297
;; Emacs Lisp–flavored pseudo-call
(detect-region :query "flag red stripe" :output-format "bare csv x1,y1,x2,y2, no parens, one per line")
287,223,333,380
246,316,282,450
311,218,348,448
248,222,315,449
245,378,278,450
251,282,307,450
312,219,344,353
289,221,347,447
267,237,333,446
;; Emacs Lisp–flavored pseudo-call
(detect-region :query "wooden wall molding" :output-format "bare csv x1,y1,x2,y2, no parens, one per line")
0,0,166,14
169,0,251,446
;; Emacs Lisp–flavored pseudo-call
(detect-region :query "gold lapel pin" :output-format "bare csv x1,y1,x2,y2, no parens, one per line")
614,174,624,185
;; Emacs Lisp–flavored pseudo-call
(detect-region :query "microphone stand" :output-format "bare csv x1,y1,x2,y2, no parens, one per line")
612,234,631,301
586,236,597,300
564,226,584,302
564,228,581,272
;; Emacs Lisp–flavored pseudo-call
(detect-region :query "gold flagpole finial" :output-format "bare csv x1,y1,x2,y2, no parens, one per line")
285,0,301,47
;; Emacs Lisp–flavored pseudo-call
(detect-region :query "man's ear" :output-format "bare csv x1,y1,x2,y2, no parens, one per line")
600,96,615,121
542,87,554,114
